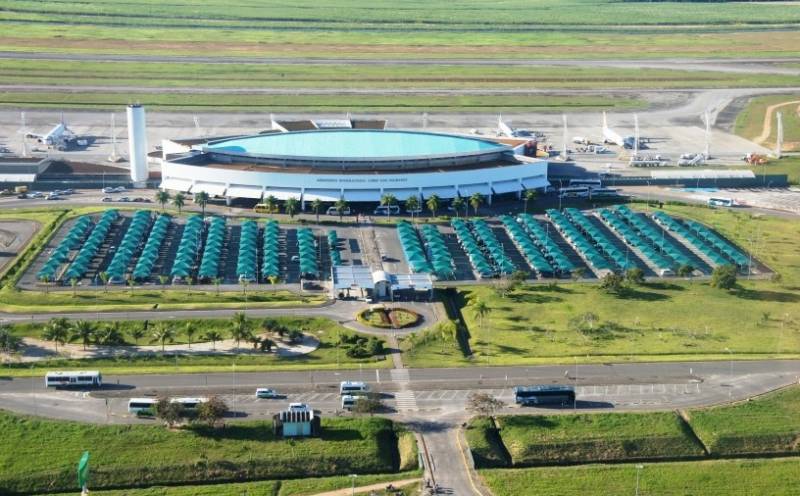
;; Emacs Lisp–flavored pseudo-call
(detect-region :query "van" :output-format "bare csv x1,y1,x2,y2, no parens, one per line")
340,381,369,396
326,206,351,216
341,395,359,410
374,205,400,215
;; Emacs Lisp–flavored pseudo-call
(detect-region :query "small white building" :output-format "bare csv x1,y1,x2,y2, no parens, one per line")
332,266,433,301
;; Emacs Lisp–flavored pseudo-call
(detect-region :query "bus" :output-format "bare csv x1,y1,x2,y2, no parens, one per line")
707,197,735,207
254,203,272,214
588,188,623,199
339,381,370,396
558,186,590,199
170,397,208,410
513,385,575,406
127,397,158,413
374,205,400,216
45,371,102,388
569,178,602,189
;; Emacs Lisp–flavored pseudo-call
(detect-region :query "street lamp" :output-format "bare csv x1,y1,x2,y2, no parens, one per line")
573,356,578,411
349,474,358,496
635,464,644,496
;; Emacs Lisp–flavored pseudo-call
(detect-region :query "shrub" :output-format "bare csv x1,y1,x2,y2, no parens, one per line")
711,264,737,290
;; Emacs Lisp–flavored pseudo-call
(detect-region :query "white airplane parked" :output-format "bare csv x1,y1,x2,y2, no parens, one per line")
497,115,540,138
26,114,78,150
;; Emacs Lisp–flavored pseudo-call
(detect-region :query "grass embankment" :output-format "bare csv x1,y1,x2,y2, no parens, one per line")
464,416,510,468
0,206,321,312
481,458,800,496
404,205,800,366
0,410,402,494
734,93,800,151
1,0,800,59
4,316,388,376
687,385,800,456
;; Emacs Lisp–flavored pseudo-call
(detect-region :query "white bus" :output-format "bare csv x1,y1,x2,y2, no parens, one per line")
170,397,208,410
374,205,400,216
558,186,590,199
588,188,622,199
45,371,102,388
127,397,158,413
569,178,602,189
340,381,370,396
708,197,735,207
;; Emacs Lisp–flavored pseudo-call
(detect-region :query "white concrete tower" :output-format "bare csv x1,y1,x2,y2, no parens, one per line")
775,111,783,159
126,104,148,186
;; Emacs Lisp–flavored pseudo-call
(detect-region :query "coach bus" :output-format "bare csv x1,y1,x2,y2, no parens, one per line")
513,385,576,406
558,186,590,199
171,397,208,410
569,178,602,189
45,371,102,388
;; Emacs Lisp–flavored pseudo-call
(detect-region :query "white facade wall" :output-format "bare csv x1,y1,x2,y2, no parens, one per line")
126,105,148,184
161,157,548,203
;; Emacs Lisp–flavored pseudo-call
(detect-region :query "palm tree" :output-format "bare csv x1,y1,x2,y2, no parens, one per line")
129,327,146,345
184,322,197,349
172,192,185,214
204,330,223,351
335,198,349,221
471,298,491,335
523,189,538,213
451,196,465,218
194,190,210,217
212,276,222,295
229,312,252,350
70,320,95,351
126,276,136,296
155,190,170,211
469,192,484,216
285,197,299,219
158,274,169,291
311,198,323,222
380,193,397,218
405,196,420,222
43,317,69,352
69,277,79,297
151,323,175,352
97,322,124,346
98,271,109,293
264,195,278,214
426,194,440,218
41,274,50,295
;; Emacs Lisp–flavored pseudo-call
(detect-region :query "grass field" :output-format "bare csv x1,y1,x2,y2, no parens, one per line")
754,157,800,186
481,458,800,496
0,410,402,494
404,204,800,367
1,0,799,59
3,316,389,377
734,93,800,151
687,385,800,456
464,416,510,468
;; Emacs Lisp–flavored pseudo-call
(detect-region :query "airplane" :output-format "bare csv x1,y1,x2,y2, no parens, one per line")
25,114,81,151
497,115,542,138
601,112,648,150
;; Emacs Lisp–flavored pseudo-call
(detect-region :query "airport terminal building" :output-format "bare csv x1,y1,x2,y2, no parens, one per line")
159,126,549,206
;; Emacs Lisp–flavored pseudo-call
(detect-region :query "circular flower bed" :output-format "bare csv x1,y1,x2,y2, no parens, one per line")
357,307,422,329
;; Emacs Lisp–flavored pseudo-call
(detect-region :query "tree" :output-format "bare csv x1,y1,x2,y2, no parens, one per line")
151,322,175,352
469,193,484,216
405,196,420,222
212,277,222,295
466,392,505,416
70,320,95,350
172,192,186,213
426,194,440,218
471,298,491,337
380,193,397,218
284,197,300,219
197,396,229,427
184,322,197,349
0,326,22,353
260,338,275,353
155,190,170,211
599,272,625,294
41,274,50,295
43,317,69,352
248,334,263,350
96,322,125,346
204,330,223,351
353,396,383,415
98,271,110,293
229,312,252,350
158,274,169,291
451,196,465,218
194,190,209,217
126,276,136,296
677,264,694,278
523,189,538,213
129,327,145,345
311,198,323,223
625,267,645,285
154,398,184,427
264,195,278,214
571,267,586,281
69,277,79,297
711,264,738,290
335,198,349,221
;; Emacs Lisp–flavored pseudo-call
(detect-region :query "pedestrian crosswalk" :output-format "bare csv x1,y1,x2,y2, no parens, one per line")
394,390,418,411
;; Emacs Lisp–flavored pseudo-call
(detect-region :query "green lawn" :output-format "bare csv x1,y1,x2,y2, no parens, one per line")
489,412,703,466
464,416,510,468
403,205,800,366
4,317,389,377
0,410,402,494
734,93,800,151
481,458,800,496
687,385,800,456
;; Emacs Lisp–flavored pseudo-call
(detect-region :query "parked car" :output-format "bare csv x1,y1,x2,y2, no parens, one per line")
288,402,310,412
101,197,113,202
102,187,115,194
113,186,127,193
255,388,279,399
118,197,131,202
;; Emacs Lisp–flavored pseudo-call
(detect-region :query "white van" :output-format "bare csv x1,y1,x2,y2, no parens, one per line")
341,395,359,410
326,206,351,216
374,205,400,216
340,381,369,396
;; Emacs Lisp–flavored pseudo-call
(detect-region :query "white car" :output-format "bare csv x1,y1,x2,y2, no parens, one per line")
288,402,310,412
255,388,279,399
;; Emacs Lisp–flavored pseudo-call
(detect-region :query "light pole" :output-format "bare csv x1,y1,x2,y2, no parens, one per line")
635,464,644,496
349,474,358,496
573,356,578,411
232,362,237,417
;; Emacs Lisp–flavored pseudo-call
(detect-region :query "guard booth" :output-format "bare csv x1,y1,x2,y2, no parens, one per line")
273,409,321,438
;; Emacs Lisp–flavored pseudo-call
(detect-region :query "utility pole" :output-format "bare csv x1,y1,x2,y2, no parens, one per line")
108,113,120,162
775,111,783,159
